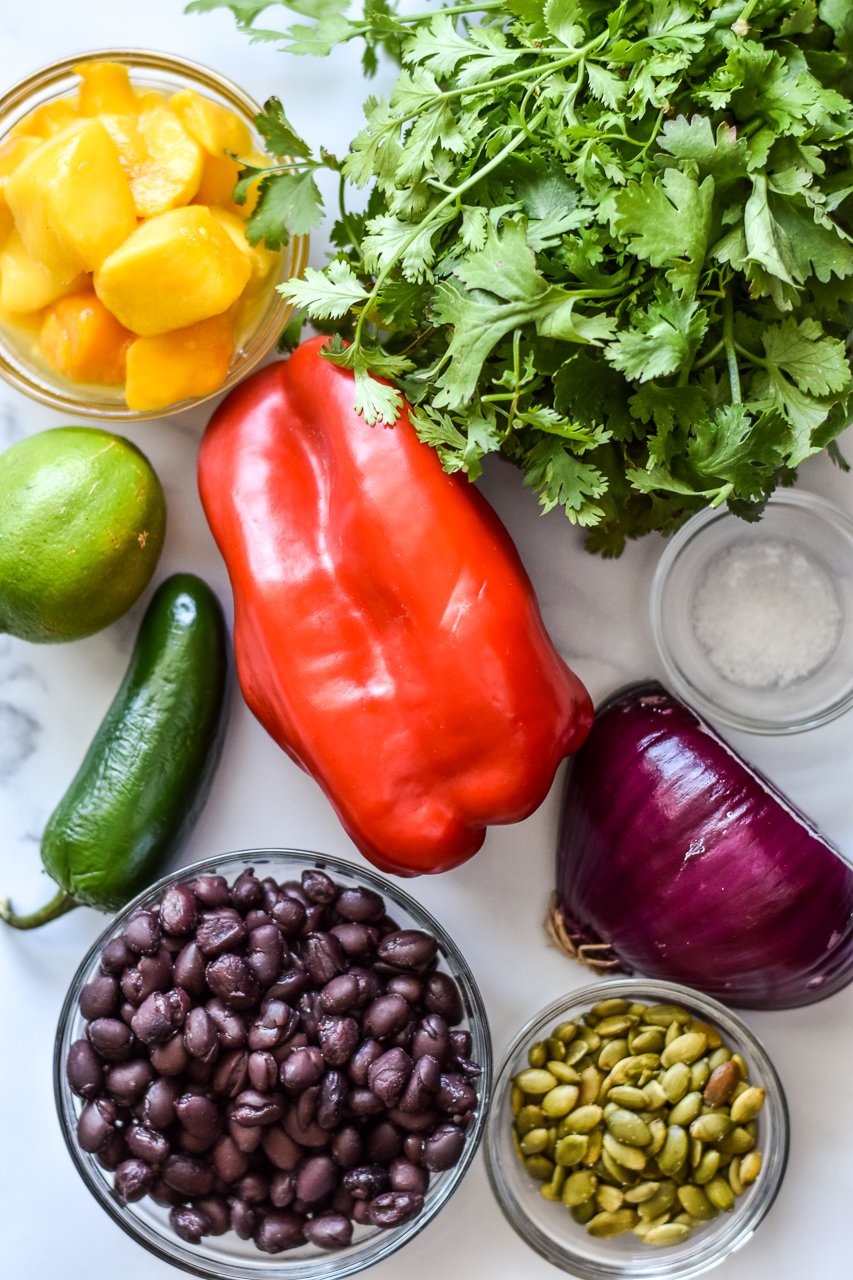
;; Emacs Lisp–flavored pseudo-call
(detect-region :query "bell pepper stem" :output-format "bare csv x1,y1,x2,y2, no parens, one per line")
0,888,78,929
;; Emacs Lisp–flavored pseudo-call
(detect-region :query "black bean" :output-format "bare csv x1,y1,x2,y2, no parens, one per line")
450,1028,473,1057
193,1195,230,1236
231,869,265,912
206,955,260,1009
245,908,272,932
131,989,190,1045
424,1123,466,1171
342,1164,389,1200
150,1178,184,1207
363,994,410,1040
170,1205,211,1243
211,1134,249,1183
302,933,347,986
196,908,248,958
120,953,170,1006
317,1069,346,1130
182,1007,218,1063
229,1118,263,1153
282,1105,329,1149
425,972,464,1024
229,1198,256,1240
175,1092,221,1140
162,1154,215,1198
124,910,161,955
100,936,133,975
149,1032,190,1077
269,1170,297,1208
332,1185,355,1217
248,1050,278,1092
386,975,424,1006
317,1014,359,1067
192,874,231,908
437,1072,477,1115
140,1078,178,1129
106,1058,154,1105
178,1127,219,1155
296,1083,319,1127
246,926,285,987
368,1048,412,1107
267,968,309,1005
254,1210,305,1253
388,1157,428,1195
318,973,361,1014
173,941,205,996
126,1124,170,1166
120,1001,137,1026
403,1134,424,1165
206,999,248,1050
66,1039,104,1098
303,902,326,933
411,1014,451,1064
248,997,295,1052
348,1088,385,1117
352,1199,371,1226
364,1120,402,1164
296,1154,338,1204
348,1039,383,1087
398,1053,441,1113
235,1172,269,1204
232,1090,285,1127
367,1190,424,1228
77,1098,118,1153
96,1129,128,1172
331,1125,362,1169
269,895,306,937
87,1017,135,1063
159,883,198,936
330,922,379,957
304,1212,353,1250
377,930,439,974
301,868,338,904
280,1044,325,1092
261,1125,302,1171
79,975,119,1020
335,887,385,923
386,1106,438,1133
186,1057,216,1086
212,1047,249,1098
114,1158,155,1203
349,966,383,1003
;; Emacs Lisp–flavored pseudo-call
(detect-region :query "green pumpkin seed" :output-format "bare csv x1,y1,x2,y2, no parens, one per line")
677,1184,716,1220
646,1117,667,1157
602,1132,648,1171
553,1021,578,1043
515,1068,558,1095
582,1128,603,1166
645,1222,692,1246
693,1149,721,1185
515,1105,545,1135
638,1181,677,1220
689,1113,733,1144
730,1086,766,1124
690,1058,710,1091
643,1080,668,1110
527,1043,548,1069
555,1133,589,1166
562,1104,603,1134
657,1125,689,1175
600,1148,638,1185
624,1181,662,1204
524,1155,554,1181
542,1084,580,1117
510,1084,524,1115
740,1151,762,1184
587,1209,638,1238
548,1061,581,1084
607,1085,649,1110
661,1062,691,1103
596,1014,639,1037
545,1037,567,1062
688,1020,723,1049
661,1031,708,1068
718,1125,755,1155
519,1127,552,1156
571,1199,596,1225
707,1046,733,1072
596,1183,625,1213
578,1066,602,1107
606,1108,652,1146
631,1027,666,1054
706,1176,735,1211
598,1037,630,1071
727,1157,743,1196
591,998,632,1019
668,1091,703,1127
562,1169,597,1207
564,1038,593,1067
643,1005,691,1027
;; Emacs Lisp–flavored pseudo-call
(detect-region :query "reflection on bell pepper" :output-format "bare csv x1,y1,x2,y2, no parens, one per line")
198,337,593,876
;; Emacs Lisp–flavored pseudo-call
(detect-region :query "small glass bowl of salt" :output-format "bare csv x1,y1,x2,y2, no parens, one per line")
650,490,853,734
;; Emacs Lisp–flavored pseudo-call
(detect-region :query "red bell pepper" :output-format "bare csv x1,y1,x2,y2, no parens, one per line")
198,337,593,875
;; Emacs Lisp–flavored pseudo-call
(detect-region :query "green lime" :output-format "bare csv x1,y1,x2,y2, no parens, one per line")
0,426,166,642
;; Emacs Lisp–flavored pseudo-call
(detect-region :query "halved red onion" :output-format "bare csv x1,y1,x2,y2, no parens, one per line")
553,681,853,1009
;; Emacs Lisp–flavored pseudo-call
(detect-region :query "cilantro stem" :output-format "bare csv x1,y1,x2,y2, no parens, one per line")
722,290,742,405
693,338,725,370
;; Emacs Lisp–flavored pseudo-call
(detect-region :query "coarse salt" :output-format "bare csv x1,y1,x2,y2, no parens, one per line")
691,537,842,690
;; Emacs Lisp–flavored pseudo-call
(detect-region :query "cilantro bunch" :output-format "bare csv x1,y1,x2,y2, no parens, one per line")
191,0,853,553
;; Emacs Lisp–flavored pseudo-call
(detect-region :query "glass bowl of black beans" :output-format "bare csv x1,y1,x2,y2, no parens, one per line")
55,848,492,1279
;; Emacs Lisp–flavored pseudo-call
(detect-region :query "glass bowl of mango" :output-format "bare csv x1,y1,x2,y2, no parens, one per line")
0,50,309,418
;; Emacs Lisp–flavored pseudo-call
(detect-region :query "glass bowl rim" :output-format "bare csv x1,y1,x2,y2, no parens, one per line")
54,846,493,1280
0,47,308,422
649,489,853,735
484,976,789,1280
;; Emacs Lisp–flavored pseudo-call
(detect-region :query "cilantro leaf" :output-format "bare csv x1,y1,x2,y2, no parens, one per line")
606,294,708,383
280,261,369,319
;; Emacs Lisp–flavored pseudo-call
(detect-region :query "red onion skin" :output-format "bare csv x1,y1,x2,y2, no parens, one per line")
556,682,853,1009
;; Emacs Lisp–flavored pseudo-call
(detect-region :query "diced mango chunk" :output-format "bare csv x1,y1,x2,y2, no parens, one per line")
39,289,132,384
194,152,242,208
76,61,138,117
0,135,43,178
131,104,203,216
125,313,234,410
0,230,86,312
210,208,278,285
170,88,253,158
6,120,137,278
94,205,251,335
0,205,12,246
11,99,80,139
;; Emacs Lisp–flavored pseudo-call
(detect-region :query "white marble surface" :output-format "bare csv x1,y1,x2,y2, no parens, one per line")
2,3,853,1278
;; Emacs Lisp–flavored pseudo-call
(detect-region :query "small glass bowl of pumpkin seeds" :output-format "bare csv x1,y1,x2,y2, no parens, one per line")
484,979,788,1279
